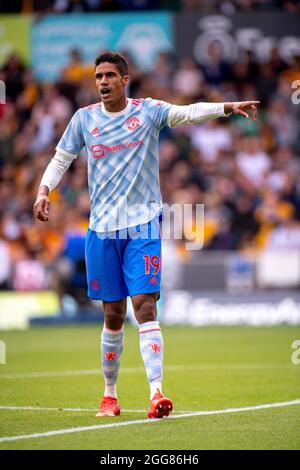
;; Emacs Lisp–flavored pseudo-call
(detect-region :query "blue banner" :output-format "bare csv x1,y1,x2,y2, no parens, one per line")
32,13,173,81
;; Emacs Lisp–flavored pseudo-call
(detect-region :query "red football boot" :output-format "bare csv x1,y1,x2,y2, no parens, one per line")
96,396,121,417
148,389,173,419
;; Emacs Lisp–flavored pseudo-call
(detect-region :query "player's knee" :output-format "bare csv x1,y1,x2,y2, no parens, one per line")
103,302,125,330
104,312,125,330
133,298,157,324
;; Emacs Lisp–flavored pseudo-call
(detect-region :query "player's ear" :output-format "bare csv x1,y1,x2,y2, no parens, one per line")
122,75,129,86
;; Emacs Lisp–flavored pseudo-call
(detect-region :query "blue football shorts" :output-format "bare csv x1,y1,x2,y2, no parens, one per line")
85,217,161,301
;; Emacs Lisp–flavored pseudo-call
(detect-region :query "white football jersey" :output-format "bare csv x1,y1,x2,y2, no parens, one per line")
56,98,171,232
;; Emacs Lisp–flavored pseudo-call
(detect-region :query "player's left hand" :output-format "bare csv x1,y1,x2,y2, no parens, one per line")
225,101,260,121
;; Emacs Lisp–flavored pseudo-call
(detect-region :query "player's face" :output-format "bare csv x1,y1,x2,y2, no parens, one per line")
95,62,129,110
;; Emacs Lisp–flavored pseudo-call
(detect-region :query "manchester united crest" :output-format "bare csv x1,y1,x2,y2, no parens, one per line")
126,116,140,131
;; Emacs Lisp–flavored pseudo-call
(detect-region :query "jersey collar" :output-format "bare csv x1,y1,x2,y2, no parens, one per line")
101,99,131,117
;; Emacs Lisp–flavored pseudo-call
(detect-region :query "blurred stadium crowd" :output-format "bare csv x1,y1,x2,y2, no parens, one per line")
1,0,300,13
0,39,300,301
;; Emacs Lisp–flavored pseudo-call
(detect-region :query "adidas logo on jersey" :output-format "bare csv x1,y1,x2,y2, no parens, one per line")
91,127,101,136
149,276,158,284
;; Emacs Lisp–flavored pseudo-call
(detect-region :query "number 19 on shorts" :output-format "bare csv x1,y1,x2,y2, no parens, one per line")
143,255,160,275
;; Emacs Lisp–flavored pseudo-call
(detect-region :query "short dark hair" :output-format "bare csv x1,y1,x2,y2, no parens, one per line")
94,51,129,77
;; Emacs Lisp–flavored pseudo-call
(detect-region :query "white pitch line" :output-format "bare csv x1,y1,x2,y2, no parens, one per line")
0,405,214,414
0,363,293,380
0,399,299,444
0,406,146,413
0,405,196,414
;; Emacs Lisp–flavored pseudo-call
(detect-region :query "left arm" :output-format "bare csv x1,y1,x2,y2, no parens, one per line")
167,100,260,127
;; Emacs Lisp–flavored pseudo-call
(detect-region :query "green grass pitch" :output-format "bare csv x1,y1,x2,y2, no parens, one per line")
0,324,299,450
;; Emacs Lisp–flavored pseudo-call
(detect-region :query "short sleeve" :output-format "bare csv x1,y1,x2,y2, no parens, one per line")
56,110,84,157
145,98,172,130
